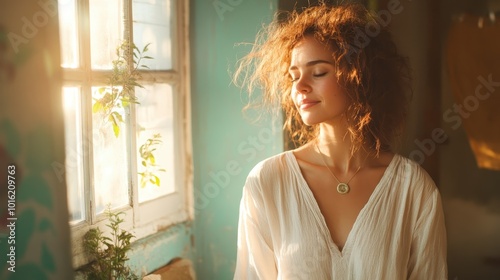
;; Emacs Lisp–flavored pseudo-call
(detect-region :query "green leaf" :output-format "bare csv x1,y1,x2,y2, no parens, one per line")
130,80,141,87
108,114,117,128
113,112,124,123
112,122,120,137
92,101,103,113
148,155,155,164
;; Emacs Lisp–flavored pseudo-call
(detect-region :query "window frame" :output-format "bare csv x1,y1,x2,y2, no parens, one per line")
59,0,192,268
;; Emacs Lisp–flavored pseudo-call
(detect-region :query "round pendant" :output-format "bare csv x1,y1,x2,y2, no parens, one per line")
337,183,350,194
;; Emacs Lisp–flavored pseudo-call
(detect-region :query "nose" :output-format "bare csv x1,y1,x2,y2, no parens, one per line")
294,76,312,94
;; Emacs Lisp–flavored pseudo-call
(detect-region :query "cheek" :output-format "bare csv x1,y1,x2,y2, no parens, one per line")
290,90,299,107
337,93,349,111
327,82,347,101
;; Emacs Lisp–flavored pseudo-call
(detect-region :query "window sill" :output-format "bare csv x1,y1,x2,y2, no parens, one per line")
142,258,195,280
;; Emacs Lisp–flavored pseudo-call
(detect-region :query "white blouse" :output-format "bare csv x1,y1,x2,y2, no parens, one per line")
234,151,447,280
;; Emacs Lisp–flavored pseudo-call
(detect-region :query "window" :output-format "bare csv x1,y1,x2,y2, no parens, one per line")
57,0,191,268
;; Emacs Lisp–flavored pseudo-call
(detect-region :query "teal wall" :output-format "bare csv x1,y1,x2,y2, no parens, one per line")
0,0,281,279
127,222,194,275
190,0,281,279
0,0,73,278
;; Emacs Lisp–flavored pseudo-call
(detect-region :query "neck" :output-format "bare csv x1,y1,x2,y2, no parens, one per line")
315,121,367,174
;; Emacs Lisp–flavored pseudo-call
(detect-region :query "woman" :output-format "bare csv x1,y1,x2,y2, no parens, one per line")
233,3,447,280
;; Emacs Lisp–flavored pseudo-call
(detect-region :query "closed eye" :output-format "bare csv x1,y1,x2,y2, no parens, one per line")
313,72,327,77
289,72,327,82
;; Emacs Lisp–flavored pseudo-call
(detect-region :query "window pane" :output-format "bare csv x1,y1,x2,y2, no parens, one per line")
136,83,175,202
89,0,124,69
91,86,129,213
62,87,85,223
58,0,79,68
133,0,172,70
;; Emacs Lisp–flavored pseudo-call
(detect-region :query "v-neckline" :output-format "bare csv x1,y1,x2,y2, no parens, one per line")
286,151,398,257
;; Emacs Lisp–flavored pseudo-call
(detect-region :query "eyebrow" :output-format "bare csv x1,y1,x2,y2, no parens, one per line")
288,59,333,71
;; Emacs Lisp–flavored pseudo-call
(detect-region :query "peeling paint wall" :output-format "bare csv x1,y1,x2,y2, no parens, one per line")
190,0,281,279
0,0,283,279
127,222,194,276
0,0,73,278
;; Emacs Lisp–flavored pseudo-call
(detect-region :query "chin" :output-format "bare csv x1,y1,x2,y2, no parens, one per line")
301,111,346,125
300,117,322,126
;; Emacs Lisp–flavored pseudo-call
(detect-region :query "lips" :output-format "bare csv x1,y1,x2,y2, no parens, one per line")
299,99,320,110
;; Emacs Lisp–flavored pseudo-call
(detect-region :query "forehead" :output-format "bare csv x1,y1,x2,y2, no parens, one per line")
290,36,334,65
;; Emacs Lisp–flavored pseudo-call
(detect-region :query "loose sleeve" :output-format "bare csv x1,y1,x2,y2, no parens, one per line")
408,187,448,280
233,178,277,280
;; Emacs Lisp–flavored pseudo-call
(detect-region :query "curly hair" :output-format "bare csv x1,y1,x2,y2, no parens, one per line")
234,3,411,155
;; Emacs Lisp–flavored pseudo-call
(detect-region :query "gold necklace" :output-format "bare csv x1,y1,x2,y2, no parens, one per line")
315,143,362,195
